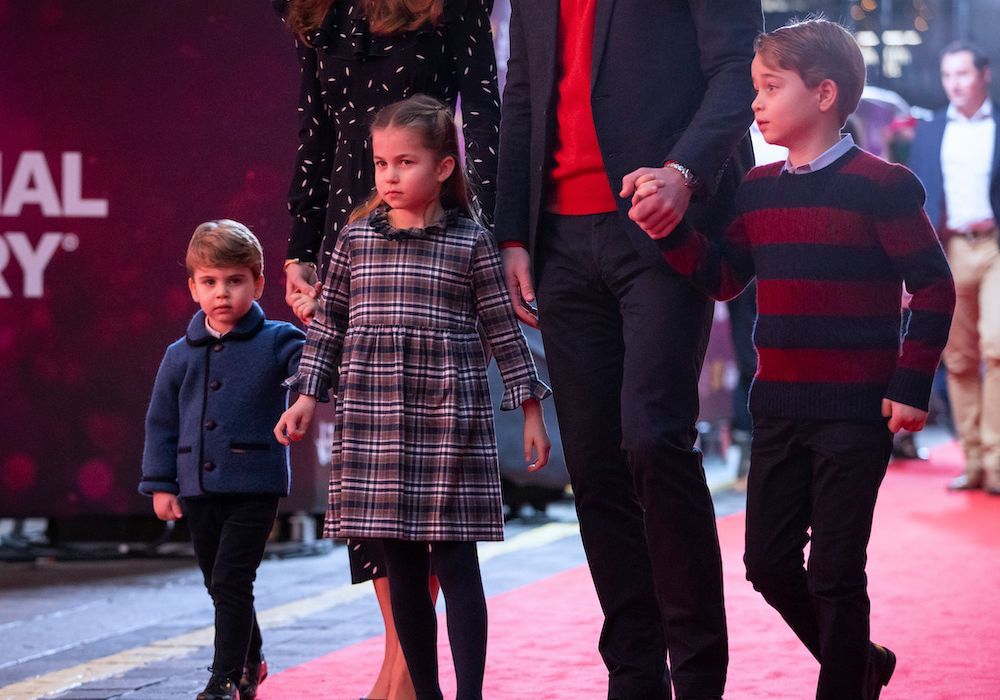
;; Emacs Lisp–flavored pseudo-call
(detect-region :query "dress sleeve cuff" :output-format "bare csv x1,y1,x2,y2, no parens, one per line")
500,379,552,411
283,372,334,403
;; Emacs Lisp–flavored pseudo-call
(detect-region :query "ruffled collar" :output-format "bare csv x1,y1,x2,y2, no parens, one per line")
370,205,459,241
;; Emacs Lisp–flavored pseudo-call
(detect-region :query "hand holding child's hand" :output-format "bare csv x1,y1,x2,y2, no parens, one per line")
152,492,183,521
881,398,928,433
522,399,551,472
620,166,692,240
274,395,318,445
291,289,319,324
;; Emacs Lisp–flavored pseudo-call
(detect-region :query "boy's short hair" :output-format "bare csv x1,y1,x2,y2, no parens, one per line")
755,18,866,126
941,40,990,72
186,220,264,278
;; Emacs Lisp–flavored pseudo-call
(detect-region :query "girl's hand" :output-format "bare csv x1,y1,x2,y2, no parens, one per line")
152,492,183,521
274,395,318,445
522,399,551,472
291,291,319,324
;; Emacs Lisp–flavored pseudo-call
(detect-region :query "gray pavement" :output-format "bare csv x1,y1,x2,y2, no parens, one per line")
0,454,749,700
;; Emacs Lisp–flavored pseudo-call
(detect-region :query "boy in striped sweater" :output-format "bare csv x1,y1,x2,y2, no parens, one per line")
632,19,955,700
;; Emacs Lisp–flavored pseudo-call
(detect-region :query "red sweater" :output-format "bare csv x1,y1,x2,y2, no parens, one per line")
659,148,956,420
545,0,617,215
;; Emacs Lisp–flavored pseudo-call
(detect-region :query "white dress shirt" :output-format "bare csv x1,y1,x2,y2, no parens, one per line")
783,134,856,175
941,100,996,231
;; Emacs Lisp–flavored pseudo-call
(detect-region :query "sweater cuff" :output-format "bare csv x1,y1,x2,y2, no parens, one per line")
500,379,552,411
499,240,529,250
884,367,933,412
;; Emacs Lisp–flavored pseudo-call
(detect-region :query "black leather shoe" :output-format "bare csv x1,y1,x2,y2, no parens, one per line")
947,473,983,491
866,643,896,700
197,673,238,700
238,655,267,700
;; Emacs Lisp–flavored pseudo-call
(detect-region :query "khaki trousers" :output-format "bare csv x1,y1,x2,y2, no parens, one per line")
943,233,1000,486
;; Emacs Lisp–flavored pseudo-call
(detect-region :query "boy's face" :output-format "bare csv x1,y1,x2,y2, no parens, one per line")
941,50,991,115
751,53,828,149
188,265,263,335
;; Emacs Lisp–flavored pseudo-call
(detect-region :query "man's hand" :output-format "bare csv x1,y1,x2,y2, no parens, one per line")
152,492,183,521
620,166,693,240
500,246,540,329
881,398,928,433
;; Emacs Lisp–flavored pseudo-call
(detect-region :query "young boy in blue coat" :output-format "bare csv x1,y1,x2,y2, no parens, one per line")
140,220,304,700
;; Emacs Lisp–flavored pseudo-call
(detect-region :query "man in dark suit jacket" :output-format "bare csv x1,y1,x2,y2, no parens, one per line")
494,2,760,698
909,41,1000,496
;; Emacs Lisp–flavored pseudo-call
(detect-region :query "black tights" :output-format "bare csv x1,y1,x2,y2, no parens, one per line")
381,540,487,700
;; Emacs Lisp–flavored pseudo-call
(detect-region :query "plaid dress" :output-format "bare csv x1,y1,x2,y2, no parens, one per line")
287,207,550,542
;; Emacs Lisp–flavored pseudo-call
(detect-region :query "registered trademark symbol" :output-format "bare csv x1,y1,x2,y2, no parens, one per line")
62,233,79,252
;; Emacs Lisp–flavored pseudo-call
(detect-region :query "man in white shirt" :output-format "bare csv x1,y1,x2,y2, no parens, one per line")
910,41,1000,495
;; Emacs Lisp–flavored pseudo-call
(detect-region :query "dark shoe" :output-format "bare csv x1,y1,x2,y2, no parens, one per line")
238,655,267,700
866,643,896,700
947,473,984,491
197,673,238,700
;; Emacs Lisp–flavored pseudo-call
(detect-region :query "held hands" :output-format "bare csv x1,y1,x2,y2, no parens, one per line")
152,492,183,521
881,398,928,434
285,263,321,324
522,399,551,472
290,290,319,324
620,165,692,240
274,395,318,445
500,246,540,329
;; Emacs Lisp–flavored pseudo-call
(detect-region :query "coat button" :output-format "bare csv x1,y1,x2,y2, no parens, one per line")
203,461,215,471
213,344,224,352
210,380,222,390
204,420,217,430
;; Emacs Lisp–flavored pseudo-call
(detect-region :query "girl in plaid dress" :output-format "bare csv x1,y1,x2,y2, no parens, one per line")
275,95,551,699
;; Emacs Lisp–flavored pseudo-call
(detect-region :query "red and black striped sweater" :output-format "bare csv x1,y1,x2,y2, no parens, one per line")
660,147,955,421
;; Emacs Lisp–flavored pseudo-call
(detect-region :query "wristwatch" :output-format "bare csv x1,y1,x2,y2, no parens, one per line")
664,161,701,192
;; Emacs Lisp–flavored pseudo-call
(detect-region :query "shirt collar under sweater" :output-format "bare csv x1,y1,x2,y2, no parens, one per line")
782,134,856,175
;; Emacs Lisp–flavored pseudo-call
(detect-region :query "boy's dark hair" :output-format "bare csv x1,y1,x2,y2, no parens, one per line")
754,18,866,126
186,220,264,278
941,40,990,71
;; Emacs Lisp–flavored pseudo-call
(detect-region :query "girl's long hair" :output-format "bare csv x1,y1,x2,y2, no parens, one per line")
286,0,443,40
350,95,482,227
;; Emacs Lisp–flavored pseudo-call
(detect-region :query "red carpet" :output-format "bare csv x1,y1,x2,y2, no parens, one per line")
262,442,1000,699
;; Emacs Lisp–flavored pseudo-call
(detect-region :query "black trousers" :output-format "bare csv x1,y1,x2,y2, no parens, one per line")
744,418,891,700
182,494,279,681
534,213,726,700
381,540,487,700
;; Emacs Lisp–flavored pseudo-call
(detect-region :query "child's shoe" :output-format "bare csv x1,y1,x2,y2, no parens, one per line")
197,672,239,700
238,654,268,700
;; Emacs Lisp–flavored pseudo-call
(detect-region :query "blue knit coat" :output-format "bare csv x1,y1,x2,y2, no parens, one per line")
139,303,305,498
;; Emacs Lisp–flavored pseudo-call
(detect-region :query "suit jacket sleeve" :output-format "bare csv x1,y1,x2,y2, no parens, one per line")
493,0,532,245
667,0,761,194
